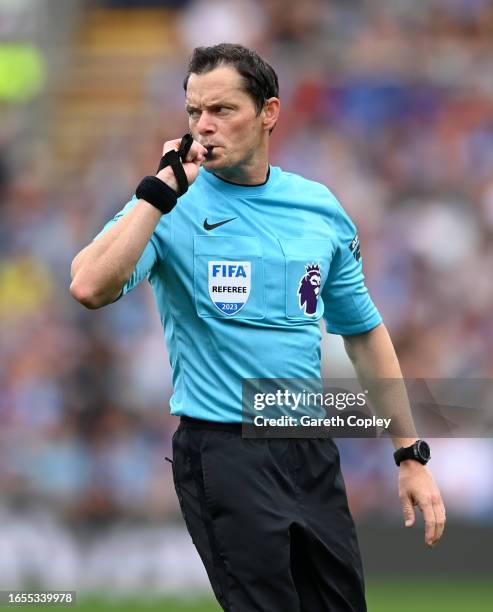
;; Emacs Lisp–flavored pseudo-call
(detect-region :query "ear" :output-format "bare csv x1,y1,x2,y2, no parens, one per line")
262,97,280,132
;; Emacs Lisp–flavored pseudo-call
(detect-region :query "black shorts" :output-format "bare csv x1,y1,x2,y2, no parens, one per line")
172,417,366,612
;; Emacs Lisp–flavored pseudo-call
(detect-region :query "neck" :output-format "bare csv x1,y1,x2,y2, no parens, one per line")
214,163,269,185
214,161,270,186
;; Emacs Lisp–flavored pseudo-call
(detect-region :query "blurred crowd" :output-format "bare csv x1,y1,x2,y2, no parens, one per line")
1,0,493,534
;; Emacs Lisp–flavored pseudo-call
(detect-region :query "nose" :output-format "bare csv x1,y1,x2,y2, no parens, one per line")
195,110,216,136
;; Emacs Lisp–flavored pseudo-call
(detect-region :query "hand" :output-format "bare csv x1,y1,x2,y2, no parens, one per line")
156,138,208,192
398,461,446,547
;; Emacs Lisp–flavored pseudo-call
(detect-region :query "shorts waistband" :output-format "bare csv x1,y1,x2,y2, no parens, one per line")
179,416,243,433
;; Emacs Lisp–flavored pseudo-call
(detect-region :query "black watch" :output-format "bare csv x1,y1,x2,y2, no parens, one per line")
394,440,431,466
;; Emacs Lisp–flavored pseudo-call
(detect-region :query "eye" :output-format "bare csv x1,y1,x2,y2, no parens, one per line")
187,109,201,119
213,106,231,115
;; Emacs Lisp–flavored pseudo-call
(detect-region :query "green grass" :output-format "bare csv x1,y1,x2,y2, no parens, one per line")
3,579,492,611
366,579,493,612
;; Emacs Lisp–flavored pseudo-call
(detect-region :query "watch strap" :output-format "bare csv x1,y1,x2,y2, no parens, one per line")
394,440,430,466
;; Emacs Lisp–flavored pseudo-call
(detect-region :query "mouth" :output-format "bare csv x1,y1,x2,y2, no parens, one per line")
203,145,219,160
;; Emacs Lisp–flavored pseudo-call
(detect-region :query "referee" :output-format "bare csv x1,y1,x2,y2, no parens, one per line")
70,44,446,611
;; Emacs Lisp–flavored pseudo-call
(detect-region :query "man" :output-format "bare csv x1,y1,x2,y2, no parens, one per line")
70,44,446,611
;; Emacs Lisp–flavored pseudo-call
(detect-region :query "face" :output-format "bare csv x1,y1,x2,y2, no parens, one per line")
185,65,277,173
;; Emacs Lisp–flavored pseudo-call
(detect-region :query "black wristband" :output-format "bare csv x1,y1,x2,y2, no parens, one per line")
135,176,177,214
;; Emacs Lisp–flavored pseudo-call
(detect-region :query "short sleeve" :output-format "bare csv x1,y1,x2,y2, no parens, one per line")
93,196,166,297
322,202,382,335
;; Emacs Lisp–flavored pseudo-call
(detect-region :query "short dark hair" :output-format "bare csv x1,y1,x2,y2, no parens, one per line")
183,43,279,114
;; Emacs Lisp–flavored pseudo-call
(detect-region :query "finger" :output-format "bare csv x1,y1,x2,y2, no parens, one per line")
401,495,415,527
419,501,436,547
191,154,205,167
162,139,182,155
187,141,208,162
432,497,446,545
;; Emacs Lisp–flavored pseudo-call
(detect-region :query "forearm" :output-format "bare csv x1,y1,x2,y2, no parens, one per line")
70,198,162,308
343,323,418,449
70,138,207,309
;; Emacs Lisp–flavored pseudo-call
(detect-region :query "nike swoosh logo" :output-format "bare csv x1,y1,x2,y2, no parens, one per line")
203,217,238,231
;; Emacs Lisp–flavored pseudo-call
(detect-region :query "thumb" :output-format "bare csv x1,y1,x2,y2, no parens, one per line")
402,496,415,527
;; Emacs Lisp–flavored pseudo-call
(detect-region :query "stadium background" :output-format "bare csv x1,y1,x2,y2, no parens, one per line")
1,0,492,610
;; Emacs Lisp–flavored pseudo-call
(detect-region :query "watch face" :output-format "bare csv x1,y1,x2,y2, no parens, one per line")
417,440,431,462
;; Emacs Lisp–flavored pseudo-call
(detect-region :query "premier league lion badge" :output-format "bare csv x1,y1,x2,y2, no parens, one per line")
298,263,321,316
208,261,251,315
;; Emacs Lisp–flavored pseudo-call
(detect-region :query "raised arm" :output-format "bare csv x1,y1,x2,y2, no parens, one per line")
70,138,207,309
70,200,162,309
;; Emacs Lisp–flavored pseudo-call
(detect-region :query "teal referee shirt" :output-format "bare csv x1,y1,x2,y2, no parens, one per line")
95,166,382,422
